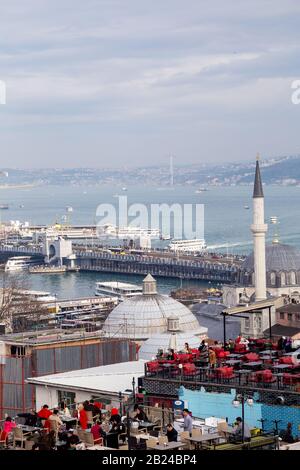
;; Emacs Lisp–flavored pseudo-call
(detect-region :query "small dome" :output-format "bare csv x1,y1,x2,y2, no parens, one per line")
103,275,205,339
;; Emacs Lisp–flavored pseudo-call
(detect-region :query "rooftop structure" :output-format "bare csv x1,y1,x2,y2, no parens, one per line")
102,274,207,340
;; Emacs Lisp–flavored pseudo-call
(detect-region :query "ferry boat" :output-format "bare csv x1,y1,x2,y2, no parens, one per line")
95,281,143,300
29,265,67,274
0,204,9,209
4,256,39,272
168,239,207,253
98,224,160,239
15,290,57,302
195,188,208,194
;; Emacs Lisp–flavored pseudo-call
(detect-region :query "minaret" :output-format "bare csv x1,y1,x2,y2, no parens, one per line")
251,154,268,301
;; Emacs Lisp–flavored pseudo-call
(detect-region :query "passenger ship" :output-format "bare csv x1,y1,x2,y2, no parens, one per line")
4,256,39,272
168,239,207,253
95,281,142,300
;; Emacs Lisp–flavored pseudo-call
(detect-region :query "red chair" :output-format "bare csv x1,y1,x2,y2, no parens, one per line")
234,344,247,354
0,430,8,448
176,353,192,363
261,370,276,384
282,373,294,386
183,363,197,377
244,352,260,362
279,356,293,365
147,361,162,375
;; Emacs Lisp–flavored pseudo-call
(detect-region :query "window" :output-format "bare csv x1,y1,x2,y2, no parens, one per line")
57,390,75,407
290,271,296,285
244,318,250,329
270,272,276,286
288,313,293,322
279,312,285,320
280,272,286,286
296,314,300,322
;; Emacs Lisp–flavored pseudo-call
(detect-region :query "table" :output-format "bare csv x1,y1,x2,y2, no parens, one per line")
236,369,252,385
186,432,221,449
87,445,117,450
224,359,242,366
272,364,293,371
242,361,262,370
18,425,43,433
155,441,184,451
138,421,155,430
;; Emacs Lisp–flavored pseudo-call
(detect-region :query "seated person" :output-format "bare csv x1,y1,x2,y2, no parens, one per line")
133,405,149,422
3,416,16,434
231,417,251,442
91,420,105,444
166,423,178,442
166,349,175,360
37,404,52,421
90,399,101,417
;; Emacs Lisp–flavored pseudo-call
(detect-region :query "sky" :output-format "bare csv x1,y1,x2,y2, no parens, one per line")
1,0,300,168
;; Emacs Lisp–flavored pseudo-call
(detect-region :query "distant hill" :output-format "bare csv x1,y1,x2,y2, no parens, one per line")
1,155,300,186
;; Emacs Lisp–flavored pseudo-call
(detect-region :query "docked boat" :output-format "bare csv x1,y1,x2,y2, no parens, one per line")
0,204,9,209
5,256,39,272
29,265,67,274
168,238,207,253
95,281,142,300
98,224,160,239
195,188,208,194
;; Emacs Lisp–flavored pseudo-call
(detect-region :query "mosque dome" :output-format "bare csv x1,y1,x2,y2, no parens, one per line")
239,243,300,288
102,274,206,339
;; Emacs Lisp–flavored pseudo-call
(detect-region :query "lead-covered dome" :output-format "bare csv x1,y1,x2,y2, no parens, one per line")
102,274,204,339
239,243,300,288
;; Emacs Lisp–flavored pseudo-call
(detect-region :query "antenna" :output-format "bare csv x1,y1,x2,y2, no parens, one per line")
170,156,174,186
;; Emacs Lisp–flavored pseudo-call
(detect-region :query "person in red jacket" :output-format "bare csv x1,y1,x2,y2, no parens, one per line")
37,404,52,420
78,403,88,430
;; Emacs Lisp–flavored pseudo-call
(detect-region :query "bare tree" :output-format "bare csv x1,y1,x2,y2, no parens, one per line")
0,272,48,333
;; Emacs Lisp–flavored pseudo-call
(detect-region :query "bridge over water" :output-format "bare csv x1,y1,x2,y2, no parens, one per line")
0,243,239,282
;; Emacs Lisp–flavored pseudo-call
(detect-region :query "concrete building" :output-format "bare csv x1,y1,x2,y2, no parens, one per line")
27,360,146,411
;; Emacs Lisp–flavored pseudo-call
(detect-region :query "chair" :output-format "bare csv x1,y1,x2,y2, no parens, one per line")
180,431,191,450
217,421,229,439
192,428,202,438
12,427,31,449
0,430,8,449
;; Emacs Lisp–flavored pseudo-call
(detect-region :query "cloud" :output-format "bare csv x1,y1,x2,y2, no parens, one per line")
0,0,300,166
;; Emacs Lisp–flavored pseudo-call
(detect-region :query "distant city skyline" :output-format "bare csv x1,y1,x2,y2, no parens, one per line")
0,1,300,168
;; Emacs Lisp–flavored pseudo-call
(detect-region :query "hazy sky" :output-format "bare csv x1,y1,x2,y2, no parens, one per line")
1,0,300,168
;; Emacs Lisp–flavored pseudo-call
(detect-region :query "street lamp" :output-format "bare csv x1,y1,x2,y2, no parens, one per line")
132,377,136,404
232,392,253,442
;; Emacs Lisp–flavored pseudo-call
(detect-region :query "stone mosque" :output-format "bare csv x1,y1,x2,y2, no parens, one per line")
223,156,300,309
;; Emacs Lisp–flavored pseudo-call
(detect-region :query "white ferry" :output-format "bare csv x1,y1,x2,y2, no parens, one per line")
95,281,143,300
168,239,207,253
98,224,160,239
15,290,57,302
4,256,39,272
